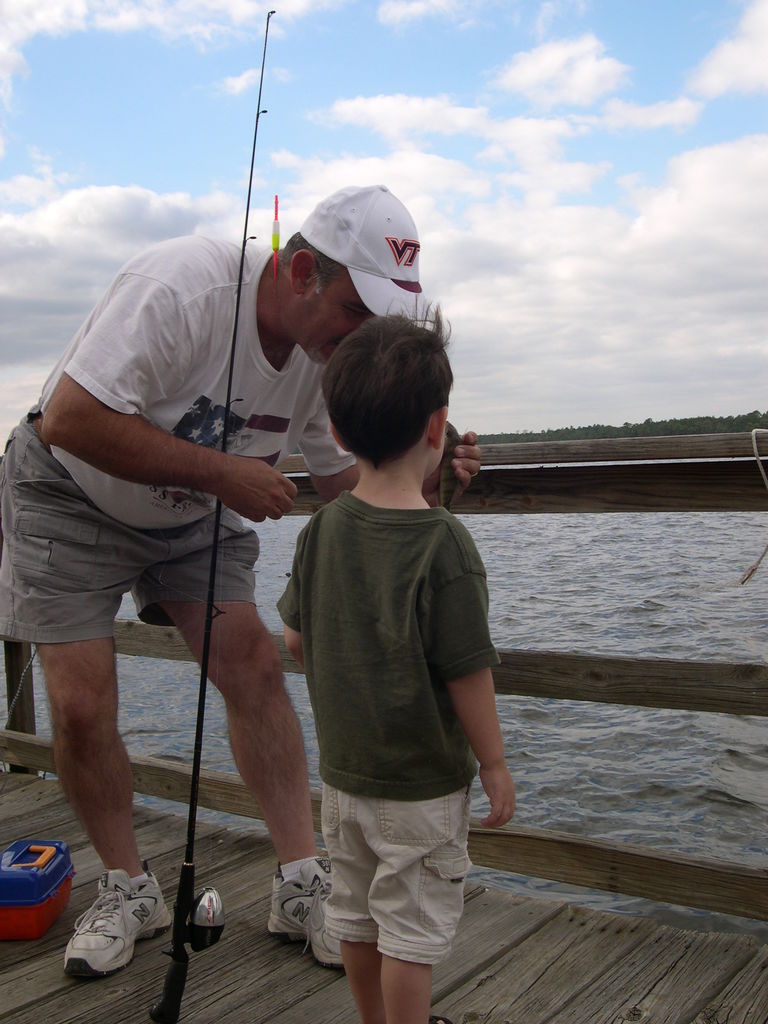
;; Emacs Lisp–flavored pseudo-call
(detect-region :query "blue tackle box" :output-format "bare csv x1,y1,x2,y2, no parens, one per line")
0,839,74,939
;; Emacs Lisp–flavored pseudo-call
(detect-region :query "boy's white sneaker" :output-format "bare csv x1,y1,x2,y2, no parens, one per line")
64,868,171,977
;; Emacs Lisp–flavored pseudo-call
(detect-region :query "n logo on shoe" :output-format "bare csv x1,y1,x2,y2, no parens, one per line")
292,903,310,924
132,901,152,924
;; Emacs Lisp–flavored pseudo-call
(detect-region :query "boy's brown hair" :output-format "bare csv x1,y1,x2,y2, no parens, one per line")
322,310,452,468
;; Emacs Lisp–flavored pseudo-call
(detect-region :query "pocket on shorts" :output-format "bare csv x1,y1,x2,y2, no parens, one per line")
14,509,102,584
423,848,472,883
418,845,472,939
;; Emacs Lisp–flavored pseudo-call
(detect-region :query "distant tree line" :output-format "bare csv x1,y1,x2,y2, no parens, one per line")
478,410,768,444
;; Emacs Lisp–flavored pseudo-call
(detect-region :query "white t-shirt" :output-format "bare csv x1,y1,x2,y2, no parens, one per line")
40,236,354,528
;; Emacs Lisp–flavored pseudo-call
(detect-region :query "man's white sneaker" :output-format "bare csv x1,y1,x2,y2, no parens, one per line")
267,857,343,968
64,867,171,977
307,875,343,969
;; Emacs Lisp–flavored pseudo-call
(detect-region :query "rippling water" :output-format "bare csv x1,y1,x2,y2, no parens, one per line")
11,511,768,940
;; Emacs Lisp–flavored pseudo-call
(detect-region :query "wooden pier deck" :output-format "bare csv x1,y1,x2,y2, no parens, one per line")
1,774,766,1024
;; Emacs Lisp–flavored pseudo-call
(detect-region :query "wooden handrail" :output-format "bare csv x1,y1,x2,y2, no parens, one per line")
286,459,768,515
277,431,768,471
104,621,768,718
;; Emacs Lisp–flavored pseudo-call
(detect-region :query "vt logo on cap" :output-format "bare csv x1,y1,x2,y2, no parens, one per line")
387,237,420,268
301,185,424,317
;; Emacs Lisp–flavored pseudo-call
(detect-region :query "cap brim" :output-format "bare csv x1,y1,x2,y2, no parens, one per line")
348,266,425,318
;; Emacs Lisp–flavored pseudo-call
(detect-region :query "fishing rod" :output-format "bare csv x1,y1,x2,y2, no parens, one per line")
149,10,276,1022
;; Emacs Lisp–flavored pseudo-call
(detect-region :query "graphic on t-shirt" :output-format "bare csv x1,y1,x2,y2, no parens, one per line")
145,395,290,517
174,395,246,448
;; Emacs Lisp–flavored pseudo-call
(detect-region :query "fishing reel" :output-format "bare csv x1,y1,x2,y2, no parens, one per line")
149,884,225,1023
187,886,225,950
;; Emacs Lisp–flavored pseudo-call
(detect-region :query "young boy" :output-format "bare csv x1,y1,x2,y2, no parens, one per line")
277,312,515,1024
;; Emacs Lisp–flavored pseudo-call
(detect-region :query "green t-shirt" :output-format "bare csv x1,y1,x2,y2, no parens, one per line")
277,491,499,800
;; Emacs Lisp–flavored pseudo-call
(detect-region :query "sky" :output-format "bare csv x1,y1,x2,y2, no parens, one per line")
1,0,767,441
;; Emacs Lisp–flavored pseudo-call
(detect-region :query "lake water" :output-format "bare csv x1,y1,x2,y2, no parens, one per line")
6,510,768,940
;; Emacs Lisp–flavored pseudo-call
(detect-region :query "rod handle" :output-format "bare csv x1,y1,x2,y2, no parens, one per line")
149,959,189,1023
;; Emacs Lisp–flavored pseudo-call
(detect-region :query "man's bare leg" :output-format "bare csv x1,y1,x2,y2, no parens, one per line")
163,600,317,862
37,638,143,876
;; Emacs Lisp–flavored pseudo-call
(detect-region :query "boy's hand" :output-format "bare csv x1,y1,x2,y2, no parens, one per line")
479,764,516,827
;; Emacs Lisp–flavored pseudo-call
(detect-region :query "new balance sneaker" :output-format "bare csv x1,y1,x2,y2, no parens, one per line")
267,856,343,968
64,867,171,977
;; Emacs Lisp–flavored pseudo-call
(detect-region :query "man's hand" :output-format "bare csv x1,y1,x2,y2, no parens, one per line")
424,428,482,507
450,429,481,496
218,455,297,522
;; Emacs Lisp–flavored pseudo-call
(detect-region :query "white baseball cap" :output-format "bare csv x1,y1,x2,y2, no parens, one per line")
300,185,423,316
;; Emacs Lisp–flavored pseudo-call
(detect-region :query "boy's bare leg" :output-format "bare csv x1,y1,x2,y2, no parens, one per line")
381,954,433,1024
341,940,386,1024
163,600,318,862
38,638,144,877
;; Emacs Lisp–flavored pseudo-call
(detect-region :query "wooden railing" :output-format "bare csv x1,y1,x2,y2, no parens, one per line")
3,433,768,923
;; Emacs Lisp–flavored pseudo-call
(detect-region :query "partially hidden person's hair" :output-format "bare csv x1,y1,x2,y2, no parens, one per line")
279,232,345,290
322,308,453,468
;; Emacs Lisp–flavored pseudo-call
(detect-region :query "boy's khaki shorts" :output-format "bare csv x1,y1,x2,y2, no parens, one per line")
321,782,472,965
0,419,261,643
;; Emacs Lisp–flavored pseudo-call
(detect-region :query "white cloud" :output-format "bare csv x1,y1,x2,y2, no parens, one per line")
313,94,599,201
0,180,243,353
0,148,73,206
377,0,468,27
593,97,703,131
271,146,487,231
689,0,768,97
494,34,629,109
219,68,262,96
314,93,491,143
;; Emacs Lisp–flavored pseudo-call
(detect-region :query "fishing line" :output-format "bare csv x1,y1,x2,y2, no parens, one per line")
739,428,768,585
1,645,39,792
150,10,276,1022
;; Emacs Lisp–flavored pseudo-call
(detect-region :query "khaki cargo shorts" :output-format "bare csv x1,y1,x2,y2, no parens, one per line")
321,782,472,965
0,419,261,643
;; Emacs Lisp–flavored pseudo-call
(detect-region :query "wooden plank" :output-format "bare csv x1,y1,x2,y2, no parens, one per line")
433,905,656,1024
285,459,768,515
0,729,266,820
492,649,768,717
693,945,768,1024
276,432,767,471
467,824,768,922
545,923,759,1024
479,432,768,467
106,622,768,718
112,619,195,661
3,733,766,923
